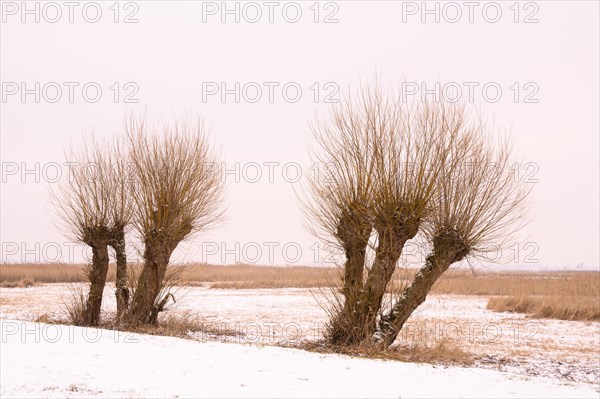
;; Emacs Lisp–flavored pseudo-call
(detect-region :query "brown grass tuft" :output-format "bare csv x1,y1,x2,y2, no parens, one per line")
120,312,206,337
35,313,52,323
0,278,36,288
106,311,240,341
391,340,474,365
300,339,473,366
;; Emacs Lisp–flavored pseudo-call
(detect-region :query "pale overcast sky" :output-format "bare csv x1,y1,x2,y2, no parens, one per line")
1,1,598,269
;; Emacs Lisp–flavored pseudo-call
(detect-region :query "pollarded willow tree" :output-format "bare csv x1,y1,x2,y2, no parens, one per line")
53,116,224,327
124,117,225,324
303,80,531,348
52,135,132,326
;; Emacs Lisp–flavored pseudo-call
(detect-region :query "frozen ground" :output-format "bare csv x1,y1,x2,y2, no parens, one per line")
1,319,598,398
1,284,599,393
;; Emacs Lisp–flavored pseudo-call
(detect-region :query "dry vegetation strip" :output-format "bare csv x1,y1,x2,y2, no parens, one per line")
431,269,599,296
0,263,338,289
188,264,339,288
0,264,112,285
437,269,600,322
486,295,600,321
301,339,474,366
1,263,598,294
2,263,599,321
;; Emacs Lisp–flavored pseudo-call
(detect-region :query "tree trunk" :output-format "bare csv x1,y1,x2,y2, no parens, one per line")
355,229,410,343
374,230,469,348
327,207,372,346
343,246,366,304
110,226,129,320
128,219,192,325
84,243,110,326
129,238,172,325
328,246,368,345
374,254,447,348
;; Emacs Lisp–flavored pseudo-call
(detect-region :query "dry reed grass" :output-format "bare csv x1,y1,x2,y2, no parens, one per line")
486,295,600,321
0,263,114,284
2,263,598,321
2,263,597,294
431,269,599,296
202,265,339,289
0,263,338,289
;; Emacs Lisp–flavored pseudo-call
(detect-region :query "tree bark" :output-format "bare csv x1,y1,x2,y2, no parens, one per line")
328,217,419,346
374,254,447,348
128,219,192,325
129,258,168,324
129,236,173,324
84,243,110,326
343,246,367,303
361,235,405,318
327,207,372,345
328,246,368,345
354,224,416,344
109,226,129,320
374,230,469,348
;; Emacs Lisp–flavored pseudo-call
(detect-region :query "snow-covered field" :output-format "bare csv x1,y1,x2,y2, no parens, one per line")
1,320,598,398
1,284,599,397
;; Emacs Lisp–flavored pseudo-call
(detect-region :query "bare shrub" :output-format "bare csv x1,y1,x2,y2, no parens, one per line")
63,283,88,326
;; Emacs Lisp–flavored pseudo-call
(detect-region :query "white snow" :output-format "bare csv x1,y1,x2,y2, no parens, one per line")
1,319,598,399
2,284,599,386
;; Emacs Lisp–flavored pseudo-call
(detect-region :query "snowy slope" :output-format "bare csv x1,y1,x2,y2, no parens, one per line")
0,320,597,398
